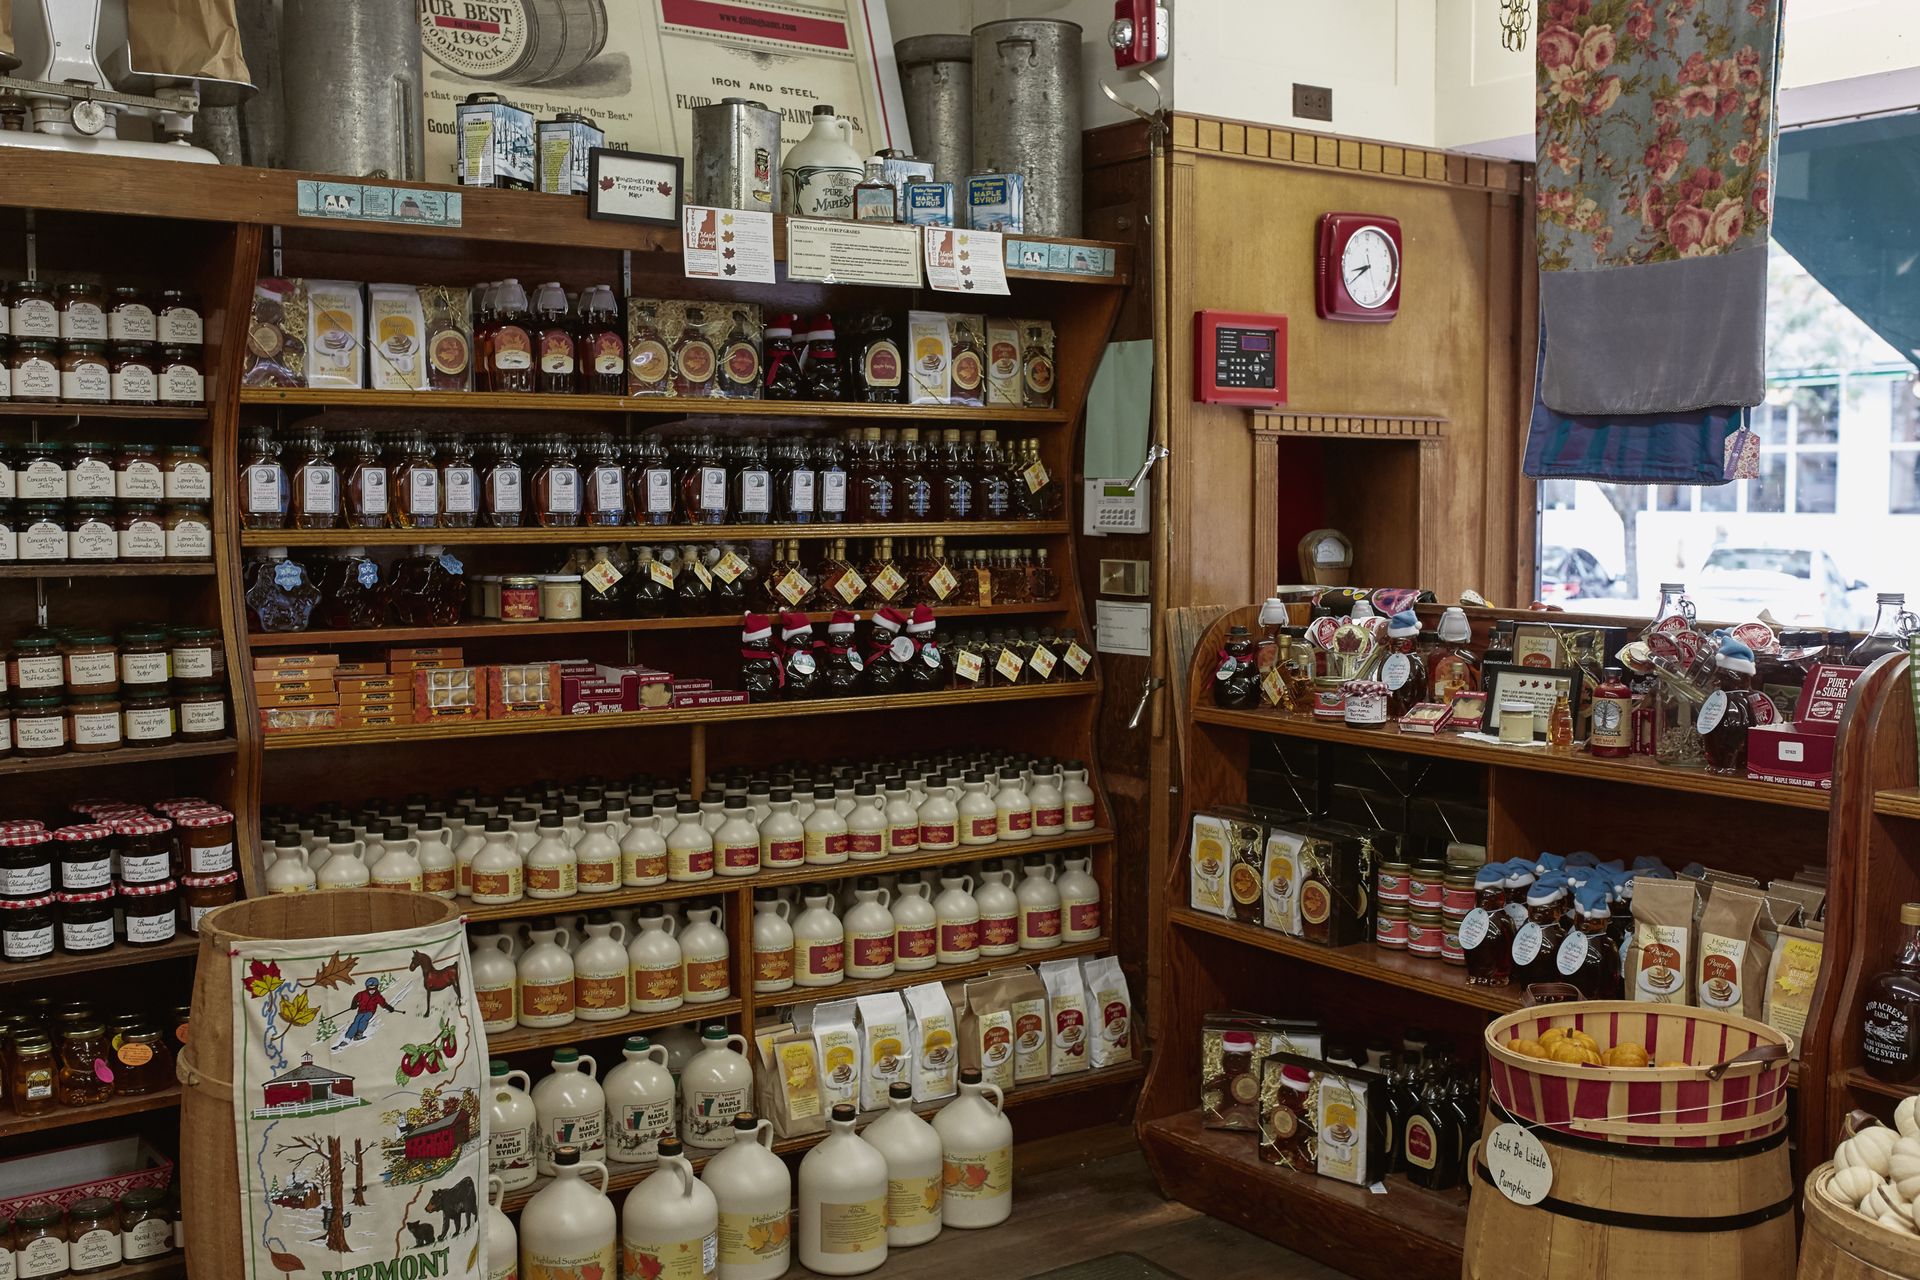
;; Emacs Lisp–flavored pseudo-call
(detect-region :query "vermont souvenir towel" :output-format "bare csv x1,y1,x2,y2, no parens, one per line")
1536,0,1783,414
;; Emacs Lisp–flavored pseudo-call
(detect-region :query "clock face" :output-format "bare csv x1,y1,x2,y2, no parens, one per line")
1340,226,1400,310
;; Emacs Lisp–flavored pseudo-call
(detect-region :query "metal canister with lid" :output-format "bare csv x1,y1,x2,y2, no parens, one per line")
895,35,973,188
690,98,783,213
537,112,605,195
971,18,1083,236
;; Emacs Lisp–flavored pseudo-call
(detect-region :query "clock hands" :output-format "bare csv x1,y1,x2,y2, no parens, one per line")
1347,261,1372,283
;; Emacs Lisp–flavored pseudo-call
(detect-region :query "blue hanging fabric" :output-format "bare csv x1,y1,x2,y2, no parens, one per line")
1523,338,1745,484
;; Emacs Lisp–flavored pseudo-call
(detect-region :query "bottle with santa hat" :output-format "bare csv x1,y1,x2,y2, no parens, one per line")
780,612,820,700
865,606,912,693
764,313,804,400
741,613,781,703
902,604,945,691
820,609,866,697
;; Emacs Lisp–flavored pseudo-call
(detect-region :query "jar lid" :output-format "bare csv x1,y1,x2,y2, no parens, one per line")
167,443,207,456
1409,908,1445,922
14,692,64,709
182,871,240,886
65,630,112,645
59,282,100,297
69,441,112,452
110,285,148,299
540,574,582,583
15,1205,61,1227
153,796,210,813
69,1196,115,1217
19,501,65,515
67,340,108,353
166,501,211,513
120,627,168,643
54,824,112,841
118,441,159,454
0,832,52,851
12,337,57,351
121,879,178,897
169,626,218,640
175,807,235,828
175,683,224,696
1,894,55,909
72,499,115,513
110,815,173,836
0,818,47,833
12,633,58,650
122,1189,166,1209
58,889,114,904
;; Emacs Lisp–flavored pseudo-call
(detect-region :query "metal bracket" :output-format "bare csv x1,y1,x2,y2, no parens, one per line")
271,225,283,277
1100,69,1170,137
1128,675,1165,729
1128,443,1169,492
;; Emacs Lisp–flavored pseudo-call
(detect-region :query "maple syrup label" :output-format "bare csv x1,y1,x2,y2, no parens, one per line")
430,328,470,376
612,1097,675,1160
715,550,750,583
981,915,1017,949
1028,645,1058,678
995,649,1025,681
871,564,906,600
672,846,715,877
889,824,919,850
990,338,1019,378
755,946,794,983
1458,909,1491,950
968,816,998,840
1024,354,1056,397
955,651,985,684
577,858,618,886
723,341,761,386
938,921,979,954
943,1147,1012,1200
920,823,956,845
847,831,885,856
806,941,845,978
1511,922,1544,966
1036,807,1066,830
764,838,804,866
692,560,715,589
1023,459,1051,493
677,339,717,383
951,350,983,392
721,1208,790,1266
720,841,760,871
818,1197,888,1254
624,850,668,881
686,957,730,995
575,972,628,1010
538,331,575,374
1023,907,1061,939
477,983,515,1026
526,863,576,895
1403,1115,1438,1170
493,326,533,370
776,568,813,605
851,931,895,970
924,564,960,601
517,977,574,1021
634,960,683,1004
650,558,678,588
1556,930,1590,976
1069,902,1102,934
894,926,937,963
804,829,848,861
833,568,868,604
592,332,624,375
1299,878,1332,925
888,1174,943,1229
631,338,671,386
422,865,457,895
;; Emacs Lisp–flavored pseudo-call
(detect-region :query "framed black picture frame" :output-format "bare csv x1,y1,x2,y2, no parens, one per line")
1482,663,1585,742
587,148,682,226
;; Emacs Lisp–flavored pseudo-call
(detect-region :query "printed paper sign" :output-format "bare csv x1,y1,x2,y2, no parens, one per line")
787,218,923,287
684,206,776,283
925,227,1010,295
296,181,462,228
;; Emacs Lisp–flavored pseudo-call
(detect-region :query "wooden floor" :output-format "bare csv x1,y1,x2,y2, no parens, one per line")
793,1125,1349,1280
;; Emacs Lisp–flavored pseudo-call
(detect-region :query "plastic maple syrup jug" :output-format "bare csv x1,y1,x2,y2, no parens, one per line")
620,1136,719,1280
486,1175,518,1280
606,1035,677,1166
933,1067,1013,1228
469,818,524,904
471,927,518,1033
454,813,491,895
702,1114,793,1280
916,773,959,851
526,812,579,899
682,1026,754,1150
883,778,920,854
517,921,577,1029
315,832,370,889
892,873,939,972
668,799,717,882
957,771,998,846
1062,761,1097,831
714,797,762,878
862,1080,944,1248
1058,856,1102,942
1028,763,1066,837
934,870,981,964
992,767,1034,842
680,902,733,1004
629,903,686,1013
845,782,888,861
264,840,317,894
751,888,795,994
1016,856,1063,950
573,911,630,1021
798,1102,889,1275
487,1059,539,1193
758,787,806,870
622,809,669,886
532,1049,606,1172
973,861,1020,958
413,817,458,897
793,886,847,987
521,1144,616,1277
804,785,850,865
574,807,622,892
844,877,897,979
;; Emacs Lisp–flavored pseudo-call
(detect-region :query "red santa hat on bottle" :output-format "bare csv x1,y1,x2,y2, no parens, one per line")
779,611,815,646
742,612,774,645
906,604,936,637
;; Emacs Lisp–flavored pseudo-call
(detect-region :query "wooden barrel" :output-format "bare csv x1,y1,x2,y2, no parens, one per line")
421,0,609,86
178,891,460,1276
1464,1106,1796,1280
1799,1163,1920,1279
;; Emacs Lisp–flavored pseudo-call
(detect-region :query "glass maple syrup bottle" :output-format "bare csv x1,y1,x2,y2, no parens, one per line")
1699,641,1758,775
487,278,535,393
679,434,729,525
576,285,625,394
938,428,976,521
1402,1067,1461,1191
1381,611,1427,719
763,313,803,400
674,306,718,397
532,281,576,394
1461,862,1515,986
854,427,895,523
719,308,762,399
1510,875,1570,989
976,431,1013,520
673,545,713,616
895,427,935,522
629,300,672,396
800,315,843,401
817,435,849,524
1559,881,1621,1000
1862,902,1920,1082
1424,606,1480,704
628,547,670,618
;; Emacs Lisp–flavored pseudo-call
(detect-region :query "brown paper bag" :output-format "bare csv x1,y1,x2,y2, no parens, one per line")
752,1021,826,1139
1628,878,1696,1004
126,0,251,84
959,975,1017,1093
1697,884,1771,1020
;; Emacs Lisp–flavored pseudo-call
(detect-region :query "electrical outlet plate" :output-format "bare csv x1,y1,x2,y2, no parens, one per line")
1293,83,1332,122
1099,559,1151,597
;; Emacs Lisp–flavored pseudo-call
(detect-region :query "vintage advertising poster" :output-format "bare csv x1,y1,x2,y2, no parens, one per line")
230,920,489,1280
419,0,908,186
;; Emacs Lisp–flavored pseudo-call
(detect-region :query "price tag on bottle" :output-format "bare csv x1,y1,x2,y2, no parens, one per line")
1023,458,1051,494
692,561,713,589
776,568,813,606
1064,643,1092,675
955,650,985,683
929,565,958,600
584,559,624,594
834,569,868,604
649,559,676,588
871,564,905,600
714,550,749,584
1028,645,1057,678
996,648,1025,681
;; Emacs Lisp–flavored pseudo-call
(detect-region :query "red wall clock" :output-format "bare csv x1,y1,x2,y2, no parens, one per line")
1317,212,1402,322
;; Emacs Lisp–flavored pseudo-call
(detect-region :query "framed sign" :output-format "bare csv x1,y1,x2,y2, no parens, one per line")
1483,663,1584,741
588,149,682,226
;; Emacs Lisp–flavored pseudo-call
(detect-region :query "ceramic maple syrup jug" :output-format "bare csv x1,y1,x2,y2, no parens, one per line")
844,877,896,980
1028,763,1066,837
916,773,959,852
883,778,921,854
752,888,795,994
682,1026,754,1150
622,809,669,886
605,1035,677,1166
486,1175,518,1280
469,927,518,1034
934,870,981,964
532,1049,606,1172
574,912,630,1021
933,1067,1013,1228
526,812,579,899
702,1114,793,1280
1058,856,1102,942
517,921,577,1029
488,1059,539,1192
629,903,685,1013
792,887,846,988
574,807,622,892
621,1136,719,1280
862,1081,944,1248
973,861,1020,958
412,816,458,897
680,902,732,1004
891,873,939,972
520,1144,616,1276
957,771,998,846
1062,761,1097,830
315,830,371,889
1016,856,1063,950
469,817,525,904
798,1102,889,1274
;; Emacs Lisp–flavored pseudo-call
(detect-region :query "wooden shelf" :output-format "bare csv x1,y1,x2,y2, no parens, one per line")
501,1059,1146,1214
1872,787,1920,819
1840,1067,1919,1101
0,936,198,986
1193,704,1833,811
240,520,1068,549
0,562,216,578
239,387,1071,423
0,1085,181,1140
757,935,1109,1012
0,737,236,778
1139,1110,1467,1280
464,829,1115,924
63,1260,184,1280
483,998,744,1057
262,682,1096,750
0,402,207,421
246,601,1070,649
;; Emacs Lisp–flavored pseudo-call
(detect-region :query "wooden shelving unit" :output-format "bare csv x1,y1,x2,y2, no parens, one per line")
0,1086,183,1140
239,520,1069,549
0,738,236,778
483,999,746,1056
0,563,217,578
239,386,1072,423
0,936,198,985
0,402,207,420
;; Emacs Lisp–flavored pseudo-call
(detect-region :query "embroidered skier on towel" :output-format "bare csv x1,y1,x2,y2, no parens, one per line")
344,977,397,1041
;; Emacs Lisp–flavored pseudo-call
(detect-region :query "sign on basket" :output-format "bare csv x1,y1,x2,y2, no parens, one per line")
1485,1122,1553,1206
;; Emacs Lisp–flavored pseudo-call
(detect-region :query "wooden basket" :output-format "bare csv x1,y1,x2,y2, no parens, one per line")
1799,1163,1920,1279
1483,1000,1791,1147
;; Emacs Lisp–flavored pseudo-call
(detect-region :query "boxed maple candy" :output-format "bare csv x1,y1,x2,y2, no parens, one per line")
1746,662,1862,790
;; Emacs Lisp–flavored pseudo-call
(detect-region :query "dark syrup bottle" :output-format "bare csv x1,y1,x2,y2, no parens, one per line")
1862,902,1920,1082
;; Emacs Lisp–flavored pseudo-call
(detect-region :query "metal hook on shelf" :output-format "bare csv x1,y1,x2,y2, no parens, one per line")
1101,70,1169,136
1128,443,1169,493
1128,675,1165,729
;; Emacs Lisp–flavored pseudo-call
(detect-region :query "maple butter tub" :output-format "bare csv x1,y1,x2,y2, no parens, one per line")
176,891,461,1275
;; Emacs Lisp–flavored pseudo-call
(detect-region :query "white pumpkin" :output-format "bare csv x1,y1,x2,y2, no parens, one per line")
1862,1184,1899,1220
1893,1151,1920,1204
1855,1126,1899,1178
1896,1095,1920,1141
1837,1138,1862,1171
1831,1165,1884,1207
1878,1211,1916,1236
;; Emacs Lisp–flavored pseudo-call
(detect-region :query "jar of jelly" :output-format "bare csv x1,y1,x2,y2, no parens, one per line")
112,1026,171,1096
55,824,113,891
157,289,203,345
68,1194,121,1272
108,287,156,344
114,443,164,500
70,502,117,561
57,283,107,341
176,807,235,875
18,501,67,562
18,442,65,500
58,890,115,957
14,693,66,756
60,341,111,402
115,503,165,560
9,279,57,337
10,338,60,401
67,441,113,499
121,880,179,945
164,503,212,560
0,829,55,896
162,443,211,501
0,894,56,962
180,870,239,931
111,815,174,884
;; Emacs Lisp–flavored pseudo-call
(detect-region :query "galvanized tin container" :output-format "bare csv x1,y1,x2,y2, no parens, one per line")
690,97,782,213
281,0,424,180
895,34,973,188
537,112,604,195
971,18,1082,238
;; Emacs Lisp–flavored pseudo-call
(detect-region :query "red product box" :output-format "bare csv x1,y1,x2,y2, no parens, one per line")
1795,663,1865,737
1746,721,1836,789
671,688,750,708
488,663,563,720
413,666,485,722
562,671,631,714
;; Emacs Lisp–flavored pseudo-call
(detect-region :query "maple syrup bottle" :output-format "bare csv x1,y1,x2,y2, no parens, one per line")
628,547,671,618
895,428,935,522
820,611,866,696
852,312,904,403
582,546,627,620
629,300,672,396
799,315,843,401
867,609,908,694
481,433,525,528
782,615,821,699
533,281,576,394
938,429,976,521
733,436,772,525
531,434,582,528
1862,902,1920,1082
709,543,751,613
680,434,730,525
674,546,714,616
470,282,499,391
630,435,675,527
820,539,864,611
864,539,907,611
674,306,719,397
425,286,472,391
1402,1069,1462,1190
817,435,850,524
854,428,896,523
1461,863,1515,986
1559,882,1621,1000
488,279,536,393
764,313,804,400
576,285,625,394
719,309,762,399
1510,876,1570,989
315,546,386,630
1699,643,1757,775
772,438,815,523
976,431,1014,520
1381,611,1428,719
742,613,782,703
438,431,479,529
1030,550,1059,602
1021,323,1056,408
1424,606,1480,703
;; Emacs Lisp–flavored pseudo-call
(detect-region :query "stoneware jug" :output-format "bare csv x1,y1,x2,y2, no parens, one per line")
932,1067,1013,1227
680,902,732,1004
752,888,795,994
487,1060,538,1192
798,1102,889,1274
604,1035,676,1166
681,1026,753,1150
520,1144,615,1276
702,1114,792,1280
532,1048,605,1173
629,904,685,1013
861,1081,944,1247
621,1136,719,1280
516,923,576,1029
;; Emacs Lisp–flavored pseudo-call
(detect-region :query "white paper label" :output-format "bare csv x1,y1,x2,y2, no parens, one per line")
301,465,339,514
700,467,727,512
62,855,113,890
61,301,107,341
1556,929,1589,975
62,918,114,952
740,470,770,513
1511,921,1543,966
20,521,68,561
1696,689,1727,735
181,699,227,735
593,466,624,513
245,465,284,513
0,863,51,895
69,651,117,686
125,705,174,740
1458,907,1491,950
1382,652,1412,691
190,840,236,873
125,911,177,943
12,297,57,337
72,522,117,560
21,459,64,500
117,459,164,499
110,302,157,342
173,646,215,680
409,469,441,515
1485,1122,1552,1205
111,363,158,404
546,469,579,513
644,468,673,513
491,467,522,514
358,467,389,514
122,651,171,685
166,520,211,559
790,471,816,511
70,457,115,498
166,459,211,499
2,924,53,963
15,355,58,399
822,471,848,513
159,306,204,344
120,852,172,882
159,365,204,403
444,465,478,513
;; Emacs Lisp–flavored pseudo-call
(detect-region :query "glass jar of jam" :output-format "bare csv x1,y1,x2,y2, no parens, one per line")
0,829,54,896
108,287,156,344
70,502,116,561
14,694,66,756
56,1020,113,1105
120,1190,172,1260
58,283,107,342
120,880,178,945
68,1195,121,1272
1,894,56,962
176,807,235,875
0,697,12,754
175,683,227,740
240,427,287,529
169,626,222,683
112,1026,171,1096
122,689,174,746
157,343,204,405
60,342,111,403
67,441,113,499
19,443,65,501
157,289,202,345
19,502,67,562
55,824,113,891
12,1204,67,1275
116,503,165,560
288,426,340,529
68,694,122,753
118,628,169,692
111,815,174,885
63,633,115,693
162,443,210,501
0,442,15,498
9,279,58,338
10,338,59,402
500,574,540,621
107,344,159,404
11,632,65,693
58,890,115,956
163,502,211,560
180,871,239,931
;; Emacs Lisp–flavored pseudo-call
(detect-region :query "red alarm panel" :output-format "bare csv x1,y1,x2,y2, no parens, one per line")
1193,309,1288,406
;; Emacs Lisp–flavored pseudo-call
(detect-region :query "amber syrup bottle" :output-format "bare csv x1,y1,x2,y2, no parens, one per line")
488,279,535,393
1559,883,1622,1000
895,427,935,522
1461,864,1515,986
1510,878,1570,990
672,545,713,616
1700,646,1758,775
976,430,1013,520
1863,902,1920,1081
1402,1068,1462,1190
627,547,670,618
629,301,672,396
532,281,576,394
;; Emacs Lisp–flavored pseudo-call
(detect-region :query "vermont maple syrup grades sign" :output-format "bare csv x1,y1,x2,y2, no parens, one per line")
231,922,490,1279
